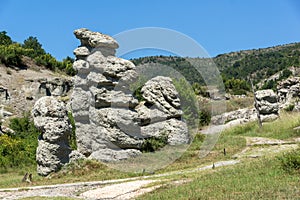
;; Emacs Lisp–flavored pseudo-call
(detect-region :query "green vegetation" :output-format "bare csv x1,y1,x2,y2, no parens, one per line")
132,56,205,85
0,43,33,67
219,43,300,84
223,77,250,95
141,133,169,153
173,78,199,127
0,31,13,46
225,112,300,140
260,68,293,91
0,114,40,170
0,31,76,75
278,148,300,173
68,112,77,150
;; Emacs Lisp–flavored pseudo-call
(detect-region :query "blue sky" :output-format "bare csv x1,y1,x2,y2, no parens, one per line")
0,0,299,60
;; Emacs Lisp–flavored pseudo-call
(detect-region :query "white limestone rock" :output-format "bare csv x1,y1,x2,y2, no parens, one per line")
74,28,119,49
32,96,71,176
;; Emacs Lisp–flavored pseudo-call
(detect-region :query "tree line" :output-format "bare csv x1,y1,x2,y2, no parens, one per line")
0,31,76,75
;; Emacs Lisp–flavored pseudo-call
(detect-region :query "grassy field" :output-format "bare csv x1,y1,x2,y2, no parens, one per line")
225,111,300,139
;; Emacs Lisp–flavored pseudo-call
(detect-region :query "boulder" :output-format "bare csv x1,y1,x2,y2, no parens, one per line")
141,119,189,145
211,108,256,125
255,89,279,121
89,149,142,163
141,76,182,118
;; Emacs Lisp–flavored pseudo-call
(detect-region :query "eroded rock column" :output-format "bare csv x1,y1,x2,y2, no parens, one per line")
32,96,71,176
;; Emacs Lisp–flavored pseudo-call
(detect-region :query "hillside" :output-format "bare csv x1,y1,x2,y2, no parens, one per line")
132,42,300,93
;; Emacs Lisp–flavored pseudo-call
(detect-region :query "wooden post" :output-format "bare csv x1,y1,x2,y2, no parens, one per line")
250,78,262,128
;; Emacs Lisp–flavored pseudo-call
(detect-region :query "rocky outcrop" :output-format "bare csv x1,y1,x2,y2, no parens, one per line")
71,28,189,162
277,77,300,111
32,96,72,176
38,78,73,97
211,107,256,125
255,89,279,122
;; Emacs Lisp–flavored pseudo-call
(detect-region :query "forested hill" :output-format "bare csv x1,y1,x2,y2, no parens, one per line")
131,42,300,92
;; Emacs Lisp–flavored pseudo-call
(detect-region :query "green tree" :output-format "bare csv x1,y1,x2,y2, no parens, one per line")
22,36,45,58
0,31,13,46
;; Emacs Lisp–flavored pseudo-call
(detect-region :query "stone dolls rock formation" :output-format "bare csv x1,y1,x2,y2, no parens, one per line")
32,96,72,176
71,28,189,162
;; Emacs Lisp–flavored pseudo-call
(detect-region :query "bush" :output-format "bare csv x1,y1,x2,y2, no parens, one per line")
141,133,168,152
284,104,295,112
0,44,33,67
224,78,250,95
198,110,211,126
173,78,199,127
68,112,77,150
277,148,300,173
0,114,40,169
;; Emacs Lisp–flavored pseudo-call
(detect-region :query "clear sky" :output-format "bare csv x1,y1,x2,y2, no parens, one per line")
0,0,299,60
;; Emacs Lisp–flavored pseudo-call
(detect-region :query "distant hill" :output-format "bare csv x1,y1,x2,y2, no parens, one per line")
131,42,300,93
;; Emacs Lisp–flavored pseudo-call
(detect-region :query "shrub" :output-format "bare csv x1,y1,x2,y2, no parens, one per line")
173,78,199,127
35,53,60,70
68,112,77,150
277,148,300,173
0,44,33,67
284,104,295,112
0,114,40,169
141,133,168,152
198,110,211,126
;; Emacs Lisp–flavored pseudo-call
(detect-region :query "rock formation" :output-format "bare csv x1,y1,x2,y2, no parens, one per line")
71,28,189,162
38,78,73,97
277,76,300,111
255,89,279,122
32,96,72,176
211,107,256,125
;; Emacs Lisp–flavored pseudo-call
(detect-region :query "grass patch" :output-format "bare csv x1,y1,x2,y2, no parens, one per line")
137,157,300,200
226,112,300,139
